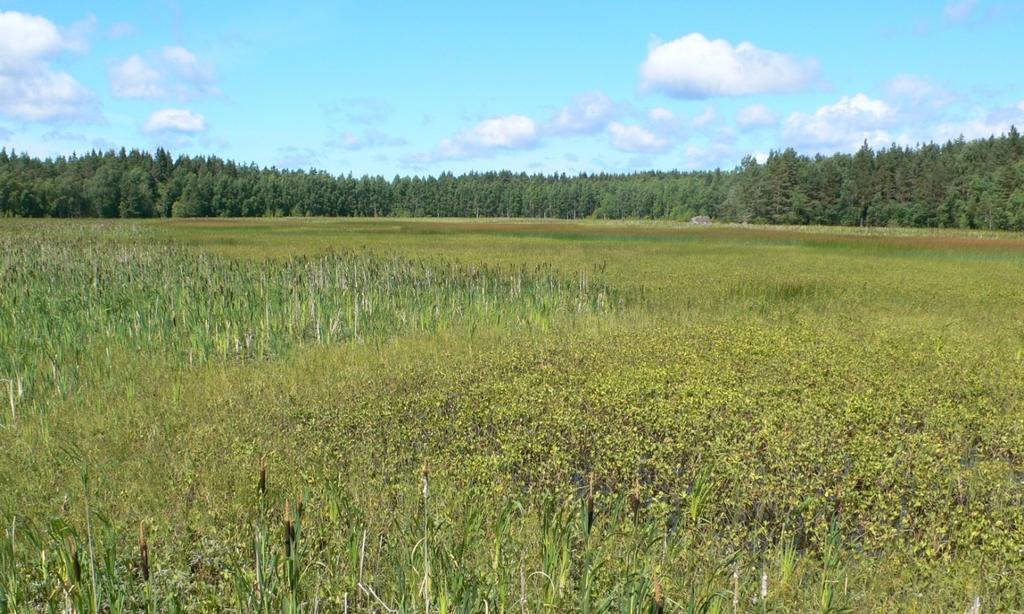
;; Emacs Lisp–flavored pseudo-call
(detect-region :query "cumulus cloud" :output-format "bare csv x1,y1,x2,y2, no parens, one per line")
110,46,218,99
0,11,67,69
0,11,95,121
783,94,898,150
608,122,671,153
546,91,620,135
143,108,207,133
736,104,779,129
111,56,162,97
162,46,216,85
431,115,538,159
640,33,819,98
0,72,95,121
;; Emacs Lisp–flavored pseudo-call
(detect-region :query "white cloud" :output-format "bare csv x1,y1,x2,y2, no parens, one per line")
111,56,163,98
680,141,740,170
932,103,1024,141
143,108,207,133
608,122,671,153
783,94,898,149
692,106,717,128
648,107,675,122
546,91,619,135
460,115,537,148
0,11,95,121
640,33,819,98
886,74,933,99
886,74,956,108
0,72,93,121
110,46,217,99
161,46,216,85
736,104,779,129
408,114,538,163
645,107,687,135
944,0,978,21
0,11,66,69
434,115,538,159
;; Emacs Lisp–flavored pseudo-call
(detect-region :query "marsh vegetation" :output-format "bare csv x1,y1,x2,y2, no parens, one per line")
1,218,1023,611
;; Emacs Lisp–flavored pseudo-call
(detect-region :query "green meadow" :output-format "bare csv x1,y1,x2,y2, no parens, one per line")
2,218,1023,612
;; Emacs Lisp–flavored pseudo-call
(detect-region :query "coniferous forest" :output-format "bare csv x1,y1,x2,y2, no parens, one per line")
2,127,1023,228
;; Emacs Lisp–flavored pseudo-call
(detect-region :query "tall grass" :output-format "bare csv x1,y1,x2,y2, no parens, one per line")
2,474,861,612
0,222,618,415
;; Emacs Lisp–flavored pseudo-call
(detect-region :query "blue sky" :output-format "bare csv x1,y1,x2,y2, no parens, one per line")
2,1,1023,176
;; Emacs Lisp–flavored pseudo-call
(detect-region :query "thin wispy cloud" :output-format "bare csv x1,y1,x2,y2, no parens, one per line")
110,46,218,100
325,98,394,126
736,104,778,130
943,0,979,22
329,129,407,150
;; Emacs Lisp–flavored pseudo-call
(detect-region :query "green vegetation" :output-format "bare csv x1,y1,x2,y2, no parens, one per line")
2,128,1024,227
2,218,1023,611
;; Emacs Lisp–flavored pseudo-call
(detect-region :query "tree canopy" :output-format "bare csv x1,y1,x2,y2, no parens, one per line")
2,129,1023,228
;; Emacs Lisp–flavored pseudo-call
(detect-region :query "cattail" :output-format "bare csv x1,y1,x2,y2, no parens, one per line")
258,456,267,496
732,567,739,612
422,459,430,500
968,596,981,614
586,474,595,533
283,501,296,557
652,571,664,614
139,521,150,582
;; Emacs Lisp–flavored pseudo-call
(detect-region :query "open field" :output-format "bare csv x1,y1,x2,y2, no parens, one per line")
2,218,1024,612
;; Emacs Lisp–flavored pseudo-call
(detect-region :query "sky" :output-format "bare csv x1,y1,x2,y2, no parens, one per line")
2,0,1024,177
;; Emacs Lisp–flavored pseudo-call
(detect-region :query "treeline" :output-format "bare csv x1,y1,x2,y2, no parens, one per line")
2,127,1023,228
